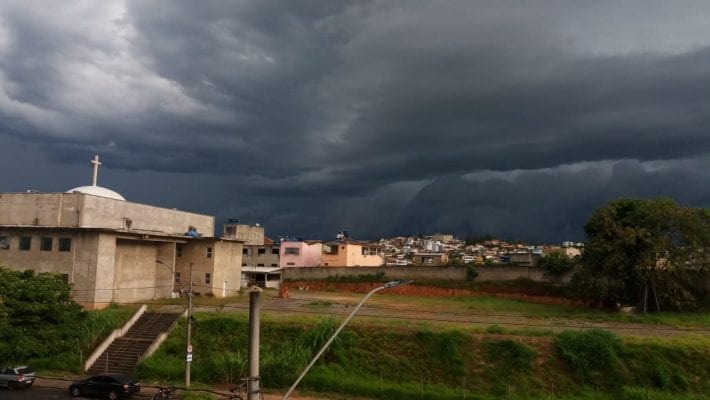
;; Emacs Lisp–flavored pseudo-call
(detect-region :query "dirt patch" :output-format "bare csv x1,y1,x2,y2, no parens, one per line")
282,281,577,306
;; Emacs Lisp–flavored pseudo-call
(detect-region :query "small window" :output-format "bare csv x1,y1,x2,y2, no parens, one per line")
242,248,248,255
41,237,53,251
205,273,211,284
271,263,278,267
58,237,72,252
257,263,264,267
206,247,213,258
257,248,266,255
175,272,181,283
60,274,69,283
241,263,247,266
287,262,295,266
272,248,279,254
19,236,31,251
284,247,300,255
0,236,9,250
177,244,183,257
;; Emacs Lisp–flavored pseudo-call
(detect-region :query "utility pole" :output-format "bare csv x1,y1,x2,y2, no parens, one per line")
186,262,193,387
248,287,262,400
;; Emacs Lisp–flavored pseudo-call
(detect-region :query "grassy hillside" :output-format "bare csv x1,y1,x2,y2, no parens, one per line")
136,311,710,399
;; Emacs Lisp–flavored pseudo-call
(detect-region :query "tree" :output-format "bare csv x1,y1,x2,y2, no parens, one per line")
538,252,577,276
0,266,87,363
573,198,710,310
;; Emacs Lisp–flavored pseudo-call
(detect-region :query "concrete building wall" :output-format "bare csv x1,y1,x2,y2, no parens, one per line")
231,224,265,245
175,239,215,295
212,241,242,297
155,242,177,299
243,244,280,268
0,193,213,237
347,244,383,267
279,241,322,267
320,242,347,266
114,239,157,303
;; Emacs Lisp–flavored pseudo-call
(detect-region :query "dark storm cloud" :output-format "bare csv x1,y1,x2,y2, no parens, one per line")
2,1,710,241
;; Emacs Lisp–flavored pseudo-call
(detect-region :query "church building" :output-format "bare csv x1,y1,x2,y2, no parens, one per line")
0,156,243,308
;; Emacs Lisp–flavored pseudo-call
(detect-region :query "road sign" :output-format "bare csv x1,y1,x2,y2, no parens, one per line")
186,353,193,362
187,345,193,353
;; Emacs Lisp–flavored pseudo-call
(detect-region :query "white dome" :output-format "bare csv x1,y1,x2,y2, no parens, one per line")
66,186,126,201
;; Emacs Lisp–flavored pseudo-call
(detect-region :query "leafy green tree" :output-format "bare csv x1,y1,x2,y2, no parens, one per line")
0,266,87,363
573,198,710,310
538,252,577,275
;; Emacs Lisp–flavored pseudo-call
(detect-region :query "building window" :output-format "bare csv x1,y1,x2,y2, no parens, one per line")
257,247,266,255
205,273,211,285
243,248,248,255
287,262,295,266
174,272,181,283
257,263,264,267
0,236,9,250
271,263,278,267
177,244,183,257
242,263,247,266
41,237,53,251
272,247,279,254
19,236,31,251
284,247,300,255
60,274,69,283
206,247,213,258
58,237,72,252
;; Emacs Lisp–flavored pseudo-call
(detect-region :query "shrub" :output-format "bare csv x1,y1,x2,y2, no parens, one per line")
554,329,622,383
485,339,536,373
466,265,479,281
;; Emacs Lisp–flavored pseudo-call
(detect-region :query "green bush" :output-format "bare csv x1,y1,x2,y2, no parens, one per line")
554,329,622,383
485,339,536,373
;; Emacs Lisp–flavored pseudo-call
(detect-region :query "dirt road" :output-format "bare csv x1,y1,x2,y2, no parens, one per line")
202,290,710,339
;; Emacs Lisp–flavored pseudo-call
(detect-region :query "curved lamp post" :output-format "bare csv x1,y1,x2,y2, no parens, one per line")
283,279,413,400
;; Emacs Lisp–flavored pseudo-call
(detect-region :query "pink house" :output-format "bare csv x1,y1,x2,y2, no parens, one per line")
279,240,322,268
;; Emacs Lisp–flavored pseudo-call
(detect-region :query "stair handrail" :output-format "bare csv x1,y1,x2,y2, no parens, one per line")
84,304,147,371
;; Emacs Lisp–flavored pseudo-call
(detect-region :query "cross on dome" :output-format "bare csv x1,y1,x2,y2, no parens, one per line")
91,154,102,186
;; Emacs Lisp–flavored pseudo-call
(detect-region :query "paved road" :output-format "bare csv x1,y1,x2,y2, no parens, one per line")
2,386,75,399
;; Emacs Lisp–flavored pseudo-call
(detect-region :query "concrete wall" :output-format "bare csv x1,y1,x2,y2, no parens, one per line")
282,265,569,284
232,224,265,245
155,242,176,299
0,193,214,237
0,229,76,273
243,244,279,268
175,239,215,295
114,239,157,303
213,240,242,297
279,241,322,267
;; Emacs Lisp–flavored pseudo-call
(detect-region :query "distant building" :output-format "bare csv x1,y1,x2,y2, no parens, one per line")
413,253,449,266
279,240,322,268
321,240,384,267
0,156,242,308
222,221,281,288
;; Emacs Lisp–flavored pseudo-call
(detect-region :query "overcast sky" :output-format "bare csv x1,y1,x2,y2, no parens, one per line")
1,1,710,243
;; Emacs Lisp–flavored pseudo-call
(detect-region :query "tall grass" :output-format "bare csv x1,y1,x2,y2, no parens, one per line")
136,313,710,399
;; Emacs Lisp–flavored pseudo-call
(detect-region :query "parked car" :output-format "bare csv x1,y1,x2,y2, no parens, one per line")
0,365,35,390
69,373,140,399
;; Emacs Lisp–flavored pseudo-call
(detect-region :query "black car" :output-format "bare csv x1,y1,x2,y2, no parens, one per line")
69,374,140,399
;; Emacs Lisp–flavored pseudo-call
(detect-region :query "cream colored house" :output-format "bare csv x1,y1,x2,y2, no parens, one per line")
321,240,384,267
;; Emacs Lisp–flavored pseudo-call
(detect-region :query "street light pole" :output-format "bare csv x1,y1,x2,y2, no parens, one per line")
283,280,412,400
156,259,195,387
186,261,193,387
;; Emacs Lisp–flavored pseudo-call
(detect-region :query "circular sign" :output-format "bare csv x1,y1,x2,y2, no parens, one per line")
187,345,193,353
